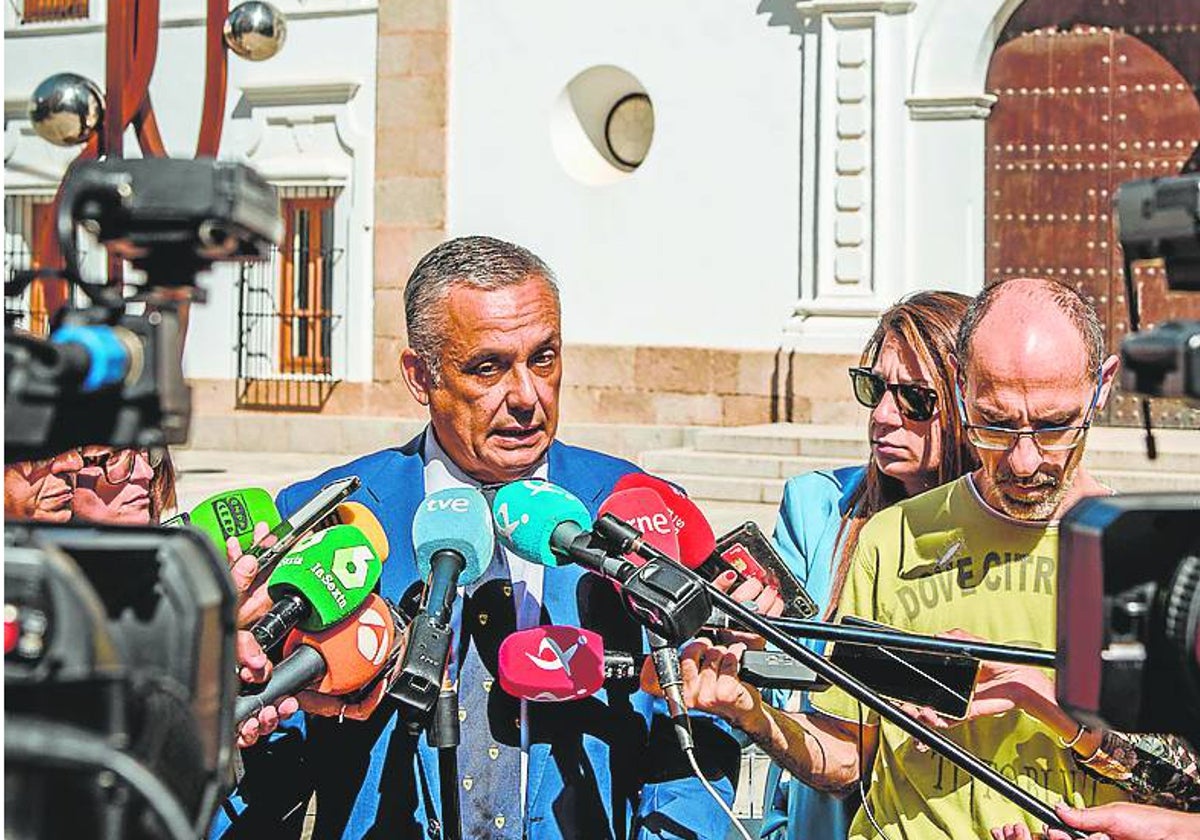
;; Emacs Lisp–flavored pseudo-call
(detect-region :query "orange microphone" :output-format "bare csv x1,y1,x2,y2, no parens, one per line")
235,593,400,724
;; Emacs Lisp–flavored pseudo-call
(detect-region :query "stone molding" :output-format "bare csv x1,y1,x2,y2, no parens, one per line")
906,94,999,121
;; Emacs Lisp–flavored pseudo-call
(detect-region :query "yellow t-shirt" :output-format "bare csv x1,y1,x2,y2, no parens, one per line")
809,475,1127,840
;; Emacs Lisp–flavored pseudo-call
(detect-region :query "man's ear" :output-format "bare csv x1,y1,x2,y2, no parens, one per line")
400,349,433,406
1096,353,1121,410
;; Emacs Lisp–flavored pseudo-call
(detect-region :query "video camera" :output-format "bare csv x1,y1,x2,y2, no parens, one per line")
1055,176,1200,746
4,158,282,840
4,158,281,462
1057,495,1200,745
1115,173,1200,404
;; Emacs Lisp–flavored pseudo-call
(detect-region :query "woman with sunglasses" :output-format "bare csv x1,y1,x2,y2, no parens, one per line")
71,446,177,525
759,290,978,840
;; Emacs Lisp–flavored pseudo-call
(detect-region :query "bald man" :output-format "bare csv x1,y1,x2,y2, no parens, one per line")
640,279,1132,839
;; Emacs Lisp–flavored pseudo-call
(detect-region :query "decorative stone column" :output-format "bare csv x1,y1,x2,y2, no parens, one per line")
783,1,916,353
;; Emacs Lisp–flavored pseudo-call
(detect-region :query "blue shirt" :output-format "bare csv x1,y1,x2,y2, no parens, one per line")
759,465,865,840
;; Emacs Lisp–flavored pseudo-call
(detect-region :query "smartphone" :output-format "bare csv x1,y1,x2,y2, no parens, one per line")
247,475,361,573
828,616,980,719
714,521,819,619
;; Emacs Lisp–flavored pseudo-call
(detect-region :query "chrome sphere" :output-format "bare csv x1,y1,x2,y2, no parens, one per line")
224,1,287,61
28,72,104,147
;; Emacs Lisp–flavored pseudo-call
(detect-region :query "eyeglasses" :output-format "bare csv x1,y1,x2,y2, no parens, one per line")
80,447,165,484
848,367,939,422
955,379,1101,453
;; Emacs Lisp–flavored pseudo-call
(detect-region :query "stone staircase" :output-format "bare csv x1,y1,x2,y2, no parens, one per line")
640,423,1200,531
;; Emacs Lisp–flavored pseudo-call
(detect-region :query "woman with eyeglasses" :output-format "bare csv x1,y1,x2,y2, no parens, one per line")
71,446,177,525
759,290,979,840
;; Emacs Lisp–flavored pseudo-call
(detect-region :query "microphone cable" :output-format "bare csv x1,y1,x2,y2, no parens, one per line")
857,703,895,840
682,738,754,840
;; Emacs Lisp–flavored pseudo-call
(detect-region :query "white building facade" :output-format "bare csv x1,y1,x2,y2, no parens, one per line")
7,0,1196,428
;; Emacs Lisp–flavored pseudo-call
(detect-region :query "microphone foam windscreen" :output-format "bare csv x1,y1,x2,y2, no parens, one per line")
413,487,494,585
182,487,281,551
613,473,716,567
492,480,593,568
333,501,391,562
598,488,681,562
283,593,397,695
267,524,383,630
498,625,605,702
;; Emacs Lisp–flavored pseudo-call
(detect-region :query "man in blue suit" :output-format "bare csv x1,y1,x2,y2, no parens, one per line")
212,236,739,839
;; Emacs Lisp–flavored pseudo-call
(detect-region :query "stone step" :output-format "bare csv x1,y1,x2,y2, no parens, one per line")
656,473,787,505
691,423,1200,473
641,448,849,480
1091,469,1200,494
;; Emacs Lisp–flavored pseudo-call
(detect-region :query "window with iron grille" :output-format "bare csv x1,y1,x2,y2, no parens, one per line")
236,186,343,409
4,195,71,336
21,0,89,23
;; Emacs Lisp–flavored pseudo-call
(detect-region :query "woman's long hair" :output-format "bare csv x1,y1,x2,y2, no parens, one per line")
824,290,978,617
150,448,177,522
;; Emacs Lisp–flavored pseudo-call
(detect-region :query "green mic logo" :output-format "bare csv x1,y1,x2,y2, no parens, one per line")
213,496,251,539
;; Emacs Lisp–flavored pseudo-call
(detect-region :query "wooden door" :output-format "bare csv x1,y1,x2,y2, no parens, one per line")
985,1,1200,427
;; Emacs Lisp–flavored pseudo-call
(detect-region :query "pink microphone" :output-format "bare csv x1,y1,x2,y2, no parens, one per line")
498,625,616,702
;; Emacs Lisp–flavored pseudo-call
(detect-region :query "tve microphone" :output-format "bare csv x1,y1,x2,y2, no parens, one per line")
248,524,384,654
162,487,282,552
389,487,494,720
498,625,640,701
234,593,399,724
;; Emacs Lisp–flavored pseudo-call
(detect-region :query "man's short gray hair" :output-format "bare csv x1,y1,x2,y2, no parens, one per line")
403,236,559,382
956,277,1105,379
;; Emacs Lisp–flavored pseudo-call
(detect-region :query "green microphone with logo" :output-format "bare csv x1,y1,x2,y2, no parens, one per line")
163,487,282,552
248,523,386,654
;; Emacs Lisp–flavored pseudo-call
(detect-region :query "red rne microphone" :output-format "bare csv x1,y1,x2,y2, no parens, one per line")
234,593,399,724
613,473,773,586
498,625,607,701
598,487,682,564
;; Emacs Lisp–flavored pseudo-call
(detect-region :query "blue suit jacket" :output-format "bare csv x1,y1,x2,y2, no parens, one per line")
211,435,739,840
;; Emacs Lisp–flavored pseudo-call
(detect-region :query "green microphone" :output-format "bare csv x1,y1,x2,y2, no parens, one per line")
163,487,282,552
249,524,384,653
492,479,594,567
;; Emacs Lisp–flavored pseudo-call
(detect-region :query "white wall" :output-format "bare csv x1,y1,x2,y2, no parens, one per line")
448,0,803,351
4,0,378,381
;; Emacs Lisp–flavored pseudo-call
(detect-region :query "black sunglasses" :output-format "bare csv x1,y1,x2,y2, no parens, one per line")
848,367,939,422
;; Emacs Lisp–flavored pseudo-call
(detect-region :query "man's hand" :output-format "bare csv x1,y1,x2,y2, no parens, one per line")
639,637,765,728
228,521,278,628
899,629,1059,735
235,630,299,748
991,801,1200,840
228,521,299,747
